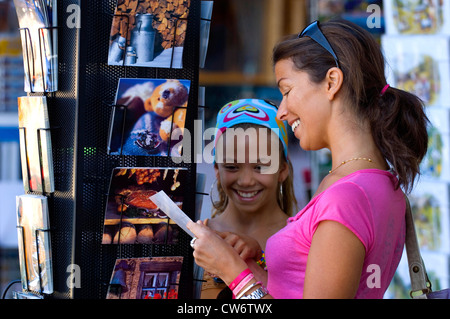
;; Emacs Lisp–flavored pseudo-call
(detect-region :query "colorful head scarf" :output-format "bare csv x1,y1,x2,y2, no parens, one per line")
214,99,289,160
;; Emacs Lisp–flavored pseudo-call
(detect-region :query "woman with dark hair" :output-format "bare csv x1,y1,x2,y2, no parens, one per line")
188,19,429,299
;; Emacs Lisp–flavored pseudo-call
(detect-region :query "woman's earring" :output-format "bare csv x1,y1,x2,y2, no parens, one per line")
277,183,284,203
209,178,218,207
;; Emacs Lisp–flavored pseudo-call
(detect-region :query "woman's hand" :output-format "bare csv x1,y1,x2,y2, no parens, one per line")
187,220,248,285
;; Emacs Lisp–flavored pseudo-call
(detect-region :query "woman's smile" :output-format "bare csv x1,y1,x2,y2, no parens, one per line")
291,119,301,133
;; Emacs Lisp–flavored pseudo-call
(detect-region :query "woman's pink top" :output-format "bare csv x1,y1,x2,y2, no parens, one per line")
265,169,406,299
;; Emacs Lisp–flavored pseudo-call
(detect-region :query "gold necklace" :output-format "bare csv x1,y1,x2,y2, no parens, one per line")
329,157,373,174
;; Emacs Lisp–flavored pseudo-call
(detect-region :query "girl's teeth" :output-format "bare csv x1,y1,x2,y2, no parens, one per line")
237,190,258,198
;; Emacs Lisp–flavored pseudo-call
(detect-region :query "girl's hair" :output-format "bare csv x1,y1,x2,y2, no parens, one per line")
273,19,429,193
212,123,298,217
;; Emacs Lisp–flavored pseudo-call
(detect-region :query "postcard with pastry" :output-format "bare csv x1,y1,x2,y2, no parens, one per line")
102,167,187,245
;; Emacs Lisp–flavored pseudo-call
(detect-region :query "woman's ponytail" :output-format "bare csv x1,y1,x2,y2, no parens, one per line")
370,86,429,193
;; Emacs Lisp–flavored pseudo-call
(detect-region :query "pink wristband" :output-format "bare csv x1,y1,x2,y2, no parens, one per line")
232,273,254,298
229,268,251,291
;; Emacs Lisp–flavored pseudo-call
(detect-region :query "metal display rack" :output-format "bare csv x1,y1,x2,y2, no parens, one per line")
25,0,200,299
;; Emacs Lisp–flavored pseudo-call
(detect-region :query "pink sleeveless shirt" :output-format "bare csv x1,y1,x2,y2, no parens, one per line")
265,169,406,299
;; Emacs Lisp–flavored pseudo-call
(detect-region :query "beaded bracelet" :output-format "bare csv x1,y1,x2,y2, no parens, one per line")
256,250,266,269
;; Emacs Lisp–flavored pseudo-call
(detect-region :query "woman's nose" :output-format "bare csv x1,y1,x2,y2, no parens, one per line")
277,100,288,121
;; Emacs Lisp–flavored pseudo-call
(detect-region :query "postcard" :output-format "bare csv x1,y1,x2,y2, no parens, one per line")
107,78,190,157
384,0,450,35
408,180,450,254
16,194,53,294
382,35,450,108
199,1,213,68
107,0,190,68
107,256,183,299
102,167,187,245
13,0,58,92
18,96,54,193
422,108,450,182
13,291,44,299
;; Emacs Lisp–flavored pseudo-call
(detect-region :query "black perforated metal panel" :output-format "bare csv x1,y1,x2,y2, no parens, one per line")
40,0,199,299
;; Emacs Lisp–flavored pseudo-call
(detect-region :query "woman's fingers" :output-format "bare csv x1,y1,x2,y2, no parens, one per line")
186,220,207,239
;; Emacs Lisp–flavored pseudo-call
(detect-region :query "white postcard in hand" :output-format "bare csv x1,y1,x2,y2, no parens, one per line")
150,191,195,238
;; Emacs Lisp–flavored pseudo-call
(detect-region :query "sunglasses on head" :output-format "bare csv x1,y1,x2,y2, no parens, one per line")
298,20,340,69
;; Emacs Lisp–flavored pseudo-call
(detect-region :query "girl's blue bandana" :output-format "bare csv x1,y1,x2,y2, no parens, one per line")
214,99,289,160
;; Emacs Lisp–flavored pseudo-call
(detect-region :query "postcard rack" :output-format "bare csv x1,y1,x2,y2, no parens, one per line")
19,0,201,299
18,26,58,93
16,226,51,295
18,126,56,194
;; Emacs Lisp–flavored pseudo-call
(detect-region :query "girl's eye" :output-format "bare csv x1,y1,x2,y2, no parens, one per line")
224,165,238,171
254,165,268,172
